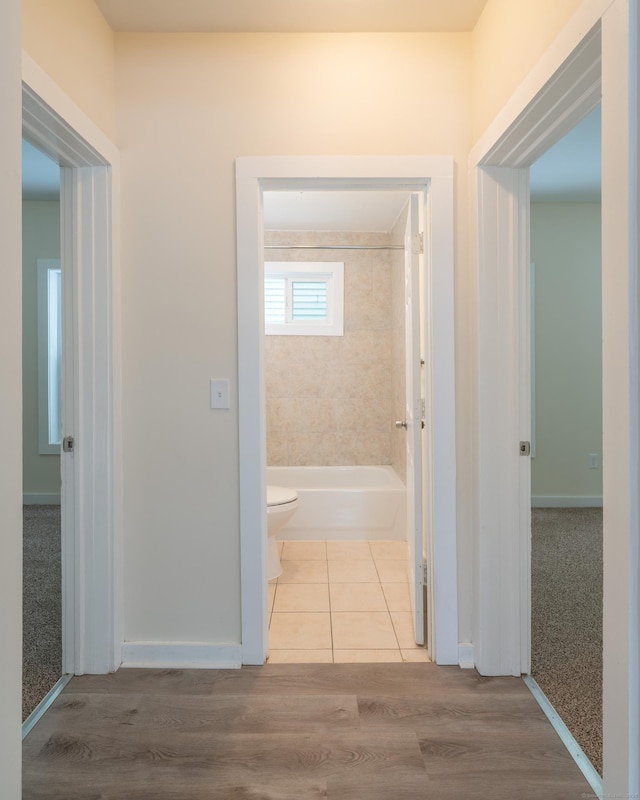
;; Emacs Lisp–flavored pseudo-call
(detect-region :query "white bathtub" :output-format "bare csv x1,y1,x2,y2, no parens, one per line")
266,465,407,541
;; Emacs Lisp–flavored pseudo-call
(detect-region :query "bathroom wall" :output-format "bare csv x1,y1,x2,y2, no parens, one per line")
390,203,408,484
22,200,62,500
265,230,394,467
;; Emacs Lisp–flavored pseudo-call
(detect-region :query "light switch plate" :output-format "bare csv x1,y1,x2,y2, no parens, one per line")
210,379,230,409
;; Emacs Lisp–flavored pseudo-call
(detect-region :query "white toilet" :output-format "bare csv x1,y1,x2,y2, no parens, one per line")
266,485,298,579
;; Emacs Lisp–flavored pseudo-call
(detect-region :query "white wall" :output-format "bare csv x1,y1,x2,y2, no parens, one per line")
531,202,602,503
22,200,61,499
0,0,23,794
115,32,473,646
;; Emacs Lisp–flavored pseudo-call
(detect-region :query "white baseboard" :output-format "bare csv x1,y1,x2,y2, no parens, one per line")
458,643,475,669
23,493,61,505
121,642,242,669
531,496,603,508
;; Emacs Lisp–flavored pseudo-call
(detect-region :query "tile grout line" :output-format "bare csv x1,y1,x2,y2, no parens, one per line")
372,547,403,659
327,555,336,663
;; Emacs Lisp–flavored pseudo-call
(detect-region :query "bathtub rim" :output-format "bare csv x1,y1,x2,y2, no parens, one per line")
266,464,406,491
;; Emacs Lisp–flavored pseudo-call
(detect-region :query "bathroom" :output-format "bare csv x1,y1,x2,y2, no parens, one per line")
262,189,429,664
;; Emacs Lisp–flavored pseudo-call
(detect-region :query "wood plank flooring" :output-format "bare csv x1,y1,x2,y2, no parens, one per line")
22,664,593,799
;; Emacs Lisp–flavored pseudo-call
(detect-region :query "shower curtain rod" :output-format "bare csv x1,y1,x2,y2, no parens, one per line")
263,244,404,251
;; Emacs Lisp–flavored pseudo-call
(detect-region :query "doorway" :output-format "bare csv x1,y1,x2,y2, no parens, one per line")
20,58,122,703
236,156,458,667
261,189,427,663
21,138,66,725
528,106,603,776
473,4,638,792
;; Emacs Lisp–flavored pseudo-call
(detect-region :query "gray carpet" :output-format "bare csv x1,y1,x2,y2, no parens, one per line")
23,505,62,721
531,507,603,776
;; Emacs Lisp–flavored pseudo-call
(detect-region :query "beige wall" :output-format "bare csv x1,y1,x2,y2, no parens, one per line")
265,231,395,469
13,3,605,656
471,0,584,140
531,202,602,501
115,32,472,644
22,0,116,139
22,201,61,498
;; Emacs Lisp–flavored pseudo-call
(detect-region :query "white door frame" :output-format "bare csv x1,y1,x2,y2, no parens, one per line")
236,156,458,666
471,1,639,793
403,193,426,647
22,53,122,675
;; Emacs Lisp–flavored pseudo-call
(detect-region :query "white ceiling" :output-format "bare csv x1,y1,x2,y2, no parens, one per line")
263,190,410,232
95,0,489,33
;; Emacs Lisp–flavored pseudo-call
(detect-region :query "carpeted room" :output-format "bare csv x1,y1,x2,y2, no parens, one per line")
529,178,603,773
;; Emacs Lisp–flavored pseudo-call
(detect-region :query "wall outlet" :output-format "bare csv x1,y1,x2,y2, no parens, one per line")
588,453,599,469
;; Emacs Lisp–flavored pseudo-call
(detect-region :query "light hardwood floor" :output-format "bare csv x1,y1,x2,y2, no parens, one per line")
22,663,593,799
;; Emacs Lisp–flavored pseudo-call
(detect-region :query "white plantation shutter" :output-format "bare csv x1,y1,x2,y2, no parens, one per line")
264,277,286,324
264,262,344,336
291,280,328,321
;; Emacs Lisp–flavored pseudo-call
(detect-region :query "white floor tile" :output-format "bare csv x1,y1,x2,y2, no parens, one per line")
281,541,327,561
390,611,417,648
382,582,411,612
326,541,373,560
269,612,332,649
375,559,409,583
267,539,420,662
331,611,398,649
268,649,333,664
369,540,408,560
328,559,379,583
330,582,387,612
334,649,402,663
274,583,330,613
279,560,328,584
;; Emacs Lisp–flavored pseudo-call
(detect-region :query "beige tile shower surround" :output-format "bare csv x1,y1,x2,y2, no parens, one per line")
265,227,407,472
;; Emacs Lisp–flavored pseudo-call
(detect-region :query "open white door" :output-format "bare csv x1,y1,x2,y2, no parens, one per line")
404,193,425,645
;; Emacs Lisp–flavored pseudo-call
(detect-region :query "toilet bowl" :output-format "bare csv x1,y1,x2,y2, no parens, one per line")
266,485,298,579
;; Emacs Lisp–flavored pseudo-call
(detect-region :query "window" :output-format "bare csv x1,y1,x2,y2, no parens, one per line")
264,261,344,336
37,259,62,454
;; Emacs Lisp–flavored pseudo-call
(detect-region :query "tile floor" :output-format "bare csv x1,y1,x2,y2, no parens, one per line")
267,540,431,664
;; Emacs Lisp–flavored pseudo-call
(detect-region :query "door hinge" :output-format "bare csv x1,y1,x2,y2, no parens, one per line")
412,232,424,255
423,563,429,585
519,441,530,456
62,435,75,453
